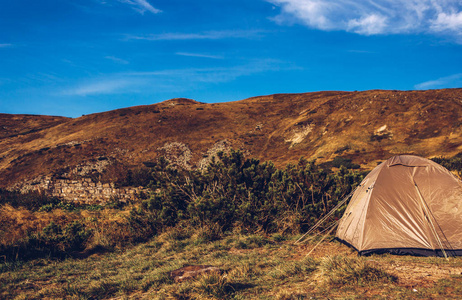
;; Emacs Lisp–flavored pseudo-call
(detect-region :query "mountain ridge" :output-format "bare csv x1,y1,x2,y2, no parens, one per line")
2,88,462,188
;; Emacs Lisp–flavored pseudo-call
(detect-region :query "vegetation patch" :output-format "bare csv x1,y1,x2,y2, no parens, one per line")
432,154,462,178
2,233,462,299
141,150,363,234
2,152,462,298
0,189,60,211
317,256,398,286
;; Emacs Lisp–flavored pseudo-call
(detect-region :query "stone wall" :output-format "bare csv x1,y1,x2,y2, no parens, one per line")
16,177,145,204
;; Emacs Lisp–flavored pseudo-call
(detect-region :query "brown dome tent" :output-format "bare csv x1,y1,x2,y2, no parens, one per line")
336,155,462,257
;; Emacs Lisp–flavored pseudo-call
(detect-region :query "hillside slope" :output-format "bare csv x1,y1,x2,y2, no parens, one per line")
1,89,462,188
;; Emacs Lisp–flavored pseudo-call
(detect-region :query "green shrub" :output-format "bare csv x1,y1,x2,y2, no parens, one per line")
142,150,363,234
126,208,159,243
432,155,462,177
28,221,91,255
0,189,60,211
0,221,92,261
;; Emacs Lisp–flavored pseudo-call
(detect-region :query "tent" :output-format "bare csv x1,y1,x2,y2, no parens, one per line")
336,155,462,257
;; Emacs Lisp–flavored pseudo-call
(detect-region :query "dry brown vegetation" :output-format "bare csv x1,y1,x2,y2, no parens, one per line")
2,225,462,299
0,203,130,259
2,89,462,188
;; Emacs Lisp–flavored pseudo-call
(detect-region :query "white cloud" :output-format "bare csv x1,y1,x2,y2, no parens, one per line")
268,0,462,38
347,14,388,35
415,73,462,90
175,52,223,59
125,30,264,41
0,43,13,48
118,0,161,14
431,11,462,32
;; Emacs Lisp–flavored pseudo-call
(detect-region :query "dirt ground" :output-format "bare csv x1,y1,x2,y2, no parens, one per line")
303,241,462,288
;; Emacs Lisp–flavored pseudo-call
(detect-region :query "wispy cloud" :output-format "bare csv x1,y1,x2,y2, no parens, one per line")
118,0,161,14
175,52,223,59
59,78,144,96
415,73,462,90
0,43,13,48
57,59,289,96
105,55,130,64
268,0,462,40
123,59,289,83
125,30,264,41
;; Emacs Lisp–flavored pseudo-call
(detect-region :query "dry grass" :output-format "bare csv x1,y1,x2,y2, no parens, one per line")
316,255,397,286
0,204,78,247
2,229,462,299
3,203,462,299
0,203,140,262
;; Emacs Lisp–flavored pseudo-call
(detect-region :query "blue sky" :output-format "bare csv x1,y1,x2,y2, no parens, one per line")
1,0,462,117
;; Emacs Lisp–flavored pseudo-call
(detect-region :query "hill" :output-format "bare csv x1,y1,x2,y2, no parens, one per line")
1,89,462,189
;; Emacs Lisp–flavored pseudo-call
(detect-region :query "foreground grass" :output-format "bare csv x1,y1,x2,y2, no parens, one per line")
2,230,462,300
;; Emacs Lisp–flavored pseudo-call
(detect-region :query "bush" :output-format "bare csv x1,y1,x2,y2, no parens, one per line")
0,189,60,211
2,221,92,260
126,208,159,243
141,150,363,234
431,155,462,177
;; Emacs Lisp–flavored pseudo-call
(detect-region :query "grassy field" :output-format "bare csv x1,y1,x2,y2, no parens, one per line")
2,226,462,300
4,154,462,299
